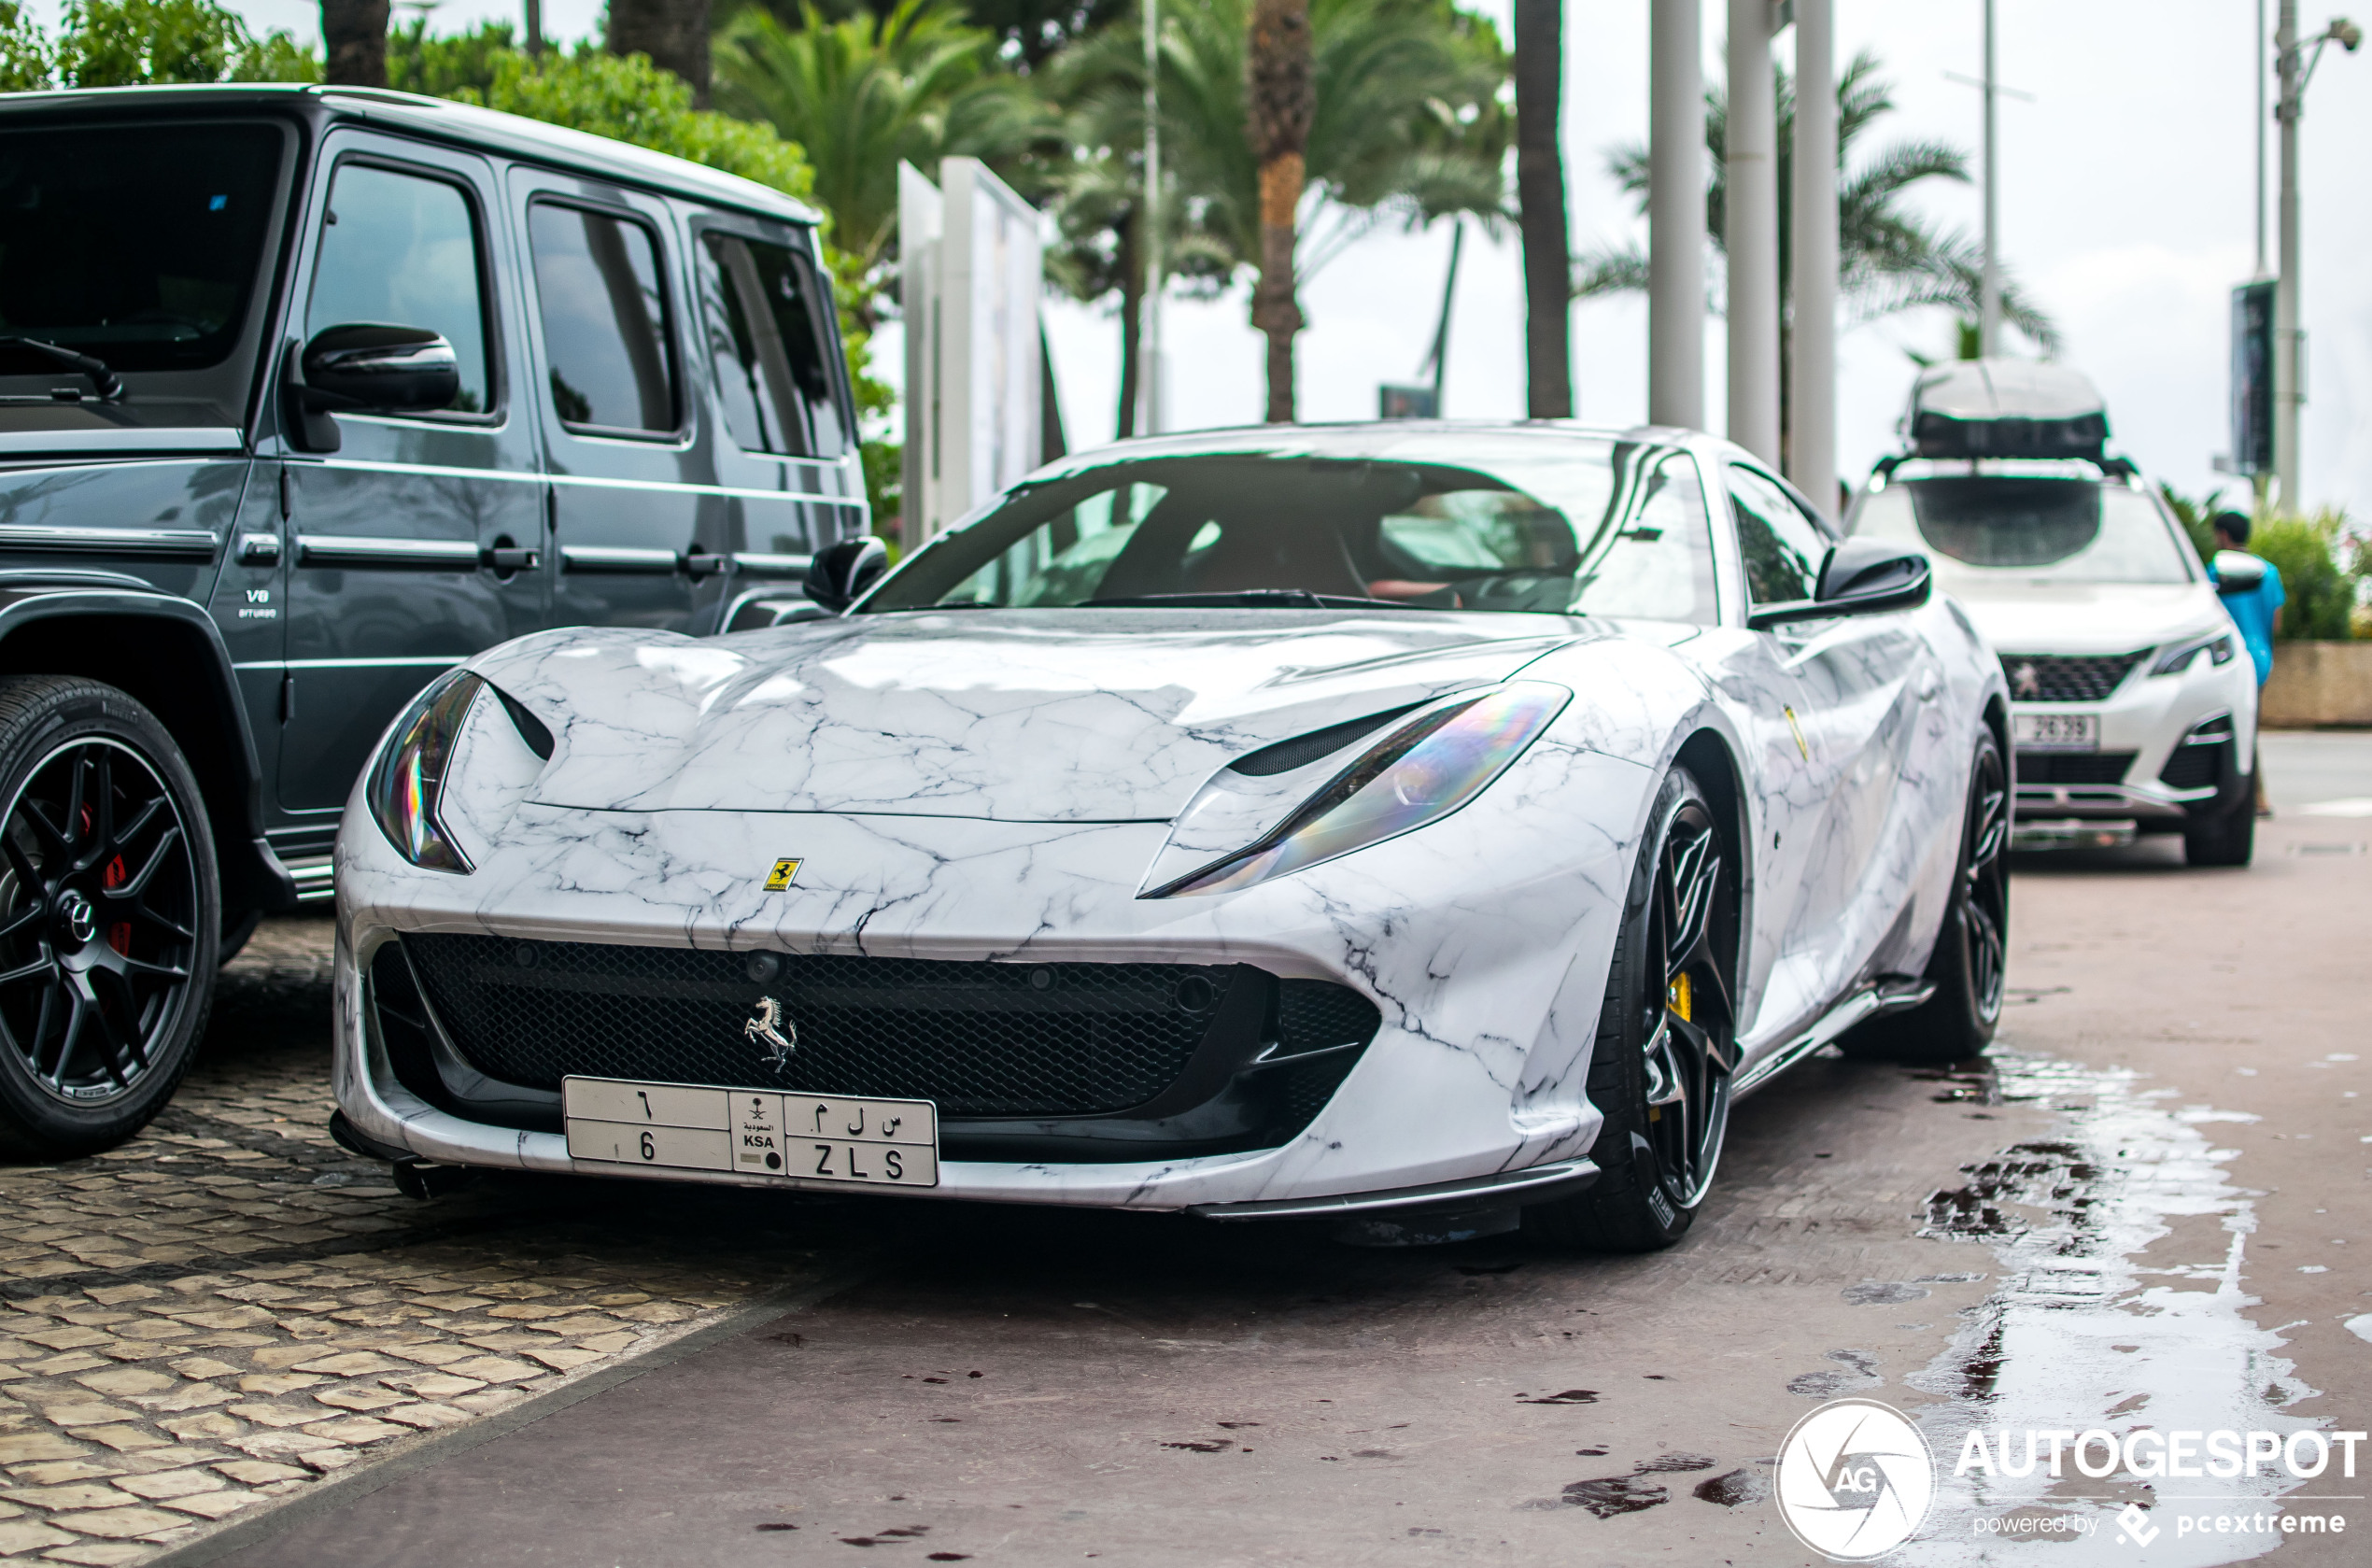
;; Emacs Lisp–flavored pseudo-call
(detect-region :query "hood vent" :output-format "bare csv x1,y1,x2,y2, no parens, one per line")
1230,704,1420,778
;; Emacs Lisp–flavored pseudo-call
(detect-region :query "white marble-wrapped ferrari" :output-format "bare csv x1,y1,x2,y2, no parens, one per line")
331,424,2011,1250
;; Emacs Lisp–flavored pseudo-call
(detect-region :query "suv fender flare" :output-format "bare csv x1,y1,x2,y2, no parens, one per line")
0,579,298,918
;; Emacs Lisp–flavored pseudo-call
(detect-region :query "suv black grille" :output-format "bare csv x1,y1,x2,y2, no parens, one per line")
2160,741,2226,789
1999,652,2143,704
2016,751,2136,785
400,935,1377,1121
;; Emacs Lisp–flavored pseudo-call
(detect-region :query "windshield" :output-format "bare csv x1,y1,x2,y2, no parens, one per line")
0,123,286,378
1853,477,2196,587
866,441,1719,621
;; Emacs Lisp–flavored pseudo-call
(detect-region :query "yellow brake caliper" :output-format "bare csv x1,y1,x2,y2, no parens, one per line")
1652,972,1693,1122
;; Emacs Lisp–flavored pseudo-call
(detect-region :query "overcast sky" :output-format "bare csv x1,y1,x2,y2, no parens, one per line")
43,0,2367,517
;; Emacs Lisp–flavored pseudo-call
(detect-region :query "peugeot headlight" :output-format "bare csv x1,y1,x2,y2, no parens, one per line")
2150,631,2237,676
366,669,483,873
1153,684,1571,897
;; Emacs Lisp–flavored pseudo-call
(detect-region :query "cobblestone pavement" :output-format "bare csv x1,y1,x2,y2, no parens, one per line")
0,916,850,1566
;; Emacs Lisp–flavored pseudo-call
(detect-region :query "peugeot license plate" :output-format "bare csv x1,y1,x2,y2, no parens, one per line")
563,1077,939,1189
2012,711,2098,751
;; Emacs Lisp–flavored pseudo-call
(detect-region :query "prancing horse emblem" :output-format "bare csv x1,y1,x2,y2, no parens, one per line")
743,996,797,1069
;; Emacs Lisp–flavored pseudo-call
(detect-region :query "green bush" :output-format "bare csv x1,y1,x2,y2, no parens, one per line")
2253,510,2356,642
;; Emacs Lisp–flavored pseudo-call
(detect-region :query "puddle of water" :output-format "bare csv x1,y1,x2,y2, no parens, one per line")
1898,1052,2323,1567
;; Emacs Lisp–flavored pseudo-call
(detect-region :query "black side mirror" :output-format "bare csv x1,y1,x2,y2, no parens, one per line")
2211,549,2266,595
304,324,459,411
805,536,889,614
286,324,459,451
1748,539,1932,629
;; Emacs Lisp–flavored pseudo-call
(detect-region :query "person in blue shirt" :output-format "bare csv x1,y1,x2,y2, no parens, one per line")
2210,510,2284,681
2208,510,2282,814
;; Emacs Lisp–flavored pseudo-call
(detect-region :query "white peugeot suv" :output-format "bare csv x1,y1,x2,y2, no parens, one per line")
1849,360,2258,866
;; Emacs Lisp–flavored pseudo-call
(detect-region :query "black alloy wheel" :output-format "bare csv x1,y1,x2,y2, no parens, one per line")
1843,727,2009,1064
1530,765,1738,1252
0,678,217,1159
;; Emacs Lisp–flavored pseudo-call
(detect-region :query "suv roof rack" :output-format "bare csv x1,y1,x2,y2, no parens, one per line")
1899,358,2111,461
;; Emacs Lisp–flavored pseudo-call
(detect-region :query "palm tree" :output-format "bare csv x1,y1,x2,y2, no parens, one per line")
1575,50,2059,436
1125,0,1504,422
1246,0,1313,423
321,0,388,85
714,0,1048,325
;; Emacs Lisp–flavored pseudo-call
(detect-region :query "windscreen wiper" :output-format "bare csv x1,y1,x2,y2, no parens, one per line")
0,337,123,403
1084,590,1435,611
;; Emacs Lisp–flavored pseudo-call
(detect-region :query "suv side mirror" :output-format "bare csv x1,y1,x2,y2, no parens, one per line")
1748,539,1932,629
286,324,460,453
804,536,889,614
303,324,459,412
2211,549,2266,595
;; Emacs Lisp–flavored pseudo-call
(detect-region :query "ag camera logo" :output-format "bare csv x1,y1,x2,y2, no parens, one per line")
1776,1399,1936,1561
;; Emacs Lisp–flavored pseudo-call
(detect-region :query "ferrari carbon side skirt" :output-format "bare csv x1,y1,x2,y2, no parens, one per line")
1730,975,1937,1098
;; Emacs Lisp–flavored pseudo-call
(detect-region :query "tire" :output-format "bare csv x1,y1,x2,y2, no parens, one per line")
1840,728,2008,1065
2183,771,2256,867
1528,765,1739,1253
0,677,218,1160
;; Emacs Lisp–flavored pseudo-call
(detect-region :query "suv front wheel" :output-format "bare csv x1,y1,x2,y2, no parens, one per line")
0,677,218,1159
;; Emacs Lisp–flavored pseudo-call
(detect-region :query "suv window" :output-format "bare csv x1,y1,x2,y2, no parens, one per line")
528,203,676,434
697,233,845,459
0,122,282,375
305,162,490,414
1730,466,1829,605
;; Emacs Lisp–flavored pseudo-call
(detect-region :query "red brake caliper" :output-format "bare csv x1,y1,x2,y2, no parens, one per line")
104,855,130,955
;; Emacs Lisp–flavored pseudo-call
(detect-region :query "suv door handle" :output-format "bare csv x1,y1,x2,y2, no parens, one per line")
681,546,723,578
481,546,540,572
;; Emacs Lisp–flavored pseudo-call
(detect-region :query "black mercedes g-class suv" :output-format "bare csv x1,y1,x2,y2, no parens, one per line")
0,85,864,1157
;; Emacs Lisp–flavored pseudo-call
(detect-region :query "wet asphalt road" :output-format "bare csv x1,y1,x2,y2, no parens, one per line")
176,742,2372,1568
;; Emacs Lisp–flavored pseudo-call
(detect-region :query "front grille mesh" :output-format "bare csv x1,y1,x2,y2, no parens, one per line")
2016,750,2135,785
401,935,1377,1121
1999,652,2144,704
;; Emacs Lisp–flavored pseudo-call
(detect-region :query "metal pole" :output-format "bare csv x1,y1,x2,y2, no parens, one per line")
1647,0,1704,429
1788,0,1838,512
1725,0,1780,464
1424,219,1465,414
1140,0,1165,434
1978,0,2001,357
2274,0,2301,508
2255,0,2267,275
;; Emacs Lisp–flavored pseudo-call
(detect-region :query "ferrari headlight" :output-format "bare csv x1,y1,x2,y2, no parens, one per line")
1156,683,1571,897
2150,631,2237,676
366,669,483,873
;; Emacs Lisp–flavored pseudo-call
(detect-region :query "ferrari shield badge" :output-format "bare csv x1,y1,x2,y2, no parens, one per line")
763,857,803,891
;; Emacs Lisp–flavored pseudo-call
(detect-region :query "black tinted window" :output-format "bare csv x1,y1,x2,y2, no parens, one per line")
528,203,676,433
1730,467,1828,604
698,233,845,459
0,123,281,374
868,441,1715,622
307,163,490,414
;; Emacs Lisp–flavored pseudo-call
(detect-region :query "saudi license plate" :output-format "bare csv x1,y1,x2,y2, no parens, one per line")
562,1077,939,1189
2012,711,2099,751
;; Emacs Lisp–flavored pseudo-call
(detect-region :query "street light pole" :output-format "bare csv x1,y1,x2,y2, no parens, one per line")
1724,0,1780,465
2255,0,2268,276
1978,0,2000,358
2275,0,2300,508
1789,0,1837,513
1647,0,1703,430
